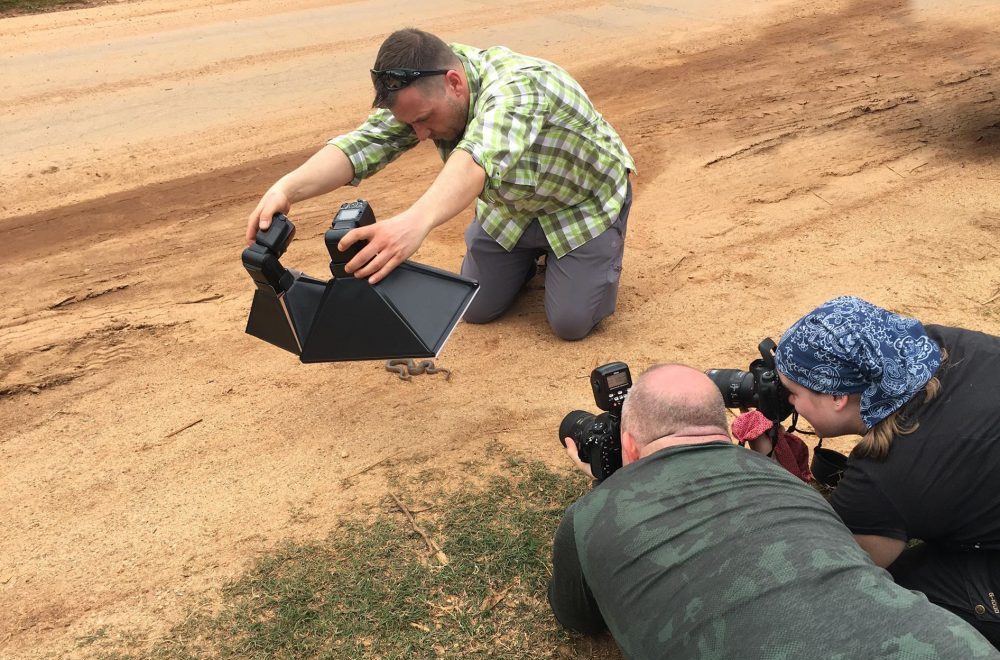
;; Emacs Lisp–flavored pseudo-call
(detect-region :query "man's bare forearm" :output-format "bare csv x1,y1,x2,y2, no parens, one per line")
246,145,357,243
407,149,486,231
335,149,487,282
272,144,356,203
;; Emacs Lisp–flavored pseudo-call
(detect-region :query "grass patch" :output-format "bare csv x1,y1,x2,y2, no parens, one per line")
0,0,101,17
99,459,621,659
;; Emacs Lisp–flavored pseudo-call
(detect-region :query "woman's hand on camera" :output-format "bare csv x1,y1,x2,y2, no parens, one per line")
563,438,595,479
748,434,774,457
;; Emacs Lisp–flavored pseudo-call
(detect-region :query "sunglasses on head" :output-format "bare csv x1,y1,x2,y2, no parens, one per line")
370,68,450,91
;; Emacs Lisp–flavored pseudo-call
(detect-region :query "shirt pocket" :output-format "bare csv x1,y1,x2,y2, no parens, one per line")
962,551,1000,622
493,159,539,206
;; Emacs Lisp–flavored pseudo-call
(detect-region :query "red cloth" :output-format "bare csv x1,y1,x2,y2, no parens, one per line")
771,429,812,482
731,410,812,482
731,410,773,442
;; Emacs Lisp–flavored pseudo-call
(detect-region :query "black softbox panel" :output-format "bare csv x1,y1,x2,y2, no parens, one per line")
243,208,478,363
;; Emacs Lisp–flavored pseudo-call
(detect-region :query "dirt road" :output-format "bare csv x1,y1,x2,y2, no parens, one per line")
2,0,998,656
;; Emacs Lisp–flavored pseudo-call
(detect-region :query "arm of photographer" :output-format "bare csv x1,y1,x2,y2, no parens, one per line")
854,534,906,568
245,145,356,245
337,149,485,284
546,438,607,634
549,499,608,635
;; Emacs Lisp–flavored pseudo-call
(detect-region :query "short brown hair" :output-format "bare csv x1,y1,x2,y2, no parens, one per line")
371,28,459,108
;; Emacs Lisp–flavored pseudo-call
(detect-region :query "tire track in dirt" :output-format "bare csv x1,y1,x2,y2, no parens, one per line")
2,1,999,657
570,0,1000,354
600,0,999,178
1,0,780,220
0,321,183,399
3,0,624,110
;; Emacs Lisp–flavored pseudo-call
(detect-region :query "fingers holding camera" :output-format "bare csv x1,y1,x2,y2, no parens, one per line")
564,438,595,479
245,145,358,245
246,188,291,245
749,434,774,457
340,212,433,284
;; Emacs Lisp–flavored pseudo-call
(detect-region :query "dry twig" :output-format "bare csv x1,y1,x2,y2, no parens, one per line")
667,255,688,274
390,492,449,565
178,294,224,304
981,290,1000,305
343,451,400,480
164,418,202,438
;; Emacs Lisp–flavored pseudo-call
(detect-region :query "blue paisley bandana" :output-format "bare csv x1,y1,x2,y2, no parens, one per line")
774,296,941,429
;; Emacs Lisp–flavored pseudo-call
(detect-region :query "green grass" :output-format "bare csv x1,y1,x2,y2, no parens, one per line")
0,0,95,16
91,459,622,659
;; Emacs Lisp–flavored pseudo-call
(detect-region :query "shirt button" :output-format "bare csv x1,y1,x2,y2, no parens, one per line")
975,604,987,615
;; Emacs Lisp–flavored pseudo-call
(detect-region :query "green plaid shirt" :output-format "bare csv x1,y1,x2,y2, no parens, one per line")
328,43,635,258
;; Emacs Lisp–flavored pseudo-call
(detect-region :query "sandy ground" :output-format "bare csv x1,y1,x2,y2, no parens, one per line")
1,0,999,656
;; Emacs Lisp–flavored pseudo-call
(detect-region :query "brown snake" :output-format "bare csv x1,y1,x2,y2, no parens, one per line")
384,358,451,381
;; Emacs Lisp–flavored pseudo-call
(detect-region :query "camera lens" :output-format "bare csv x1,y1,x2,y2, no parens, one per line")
559,410,595,453
705,369,757,409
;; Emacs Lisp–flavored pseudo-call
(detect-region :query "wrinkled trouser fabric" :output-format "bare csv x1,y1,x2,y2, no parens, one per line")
460,181,632,341
890,542,1000,649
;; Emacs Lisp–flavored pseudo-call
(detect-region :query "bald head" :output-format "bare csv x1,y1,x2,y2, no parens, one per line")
620,364,730,448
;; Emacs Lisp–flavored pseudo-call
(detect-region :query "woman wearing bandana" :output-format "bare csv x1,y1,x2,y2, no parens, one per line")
774,296,1000,648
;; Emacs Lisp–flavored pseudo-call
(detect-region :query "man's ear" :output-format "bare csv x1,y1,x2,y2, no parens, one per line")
621,430,641,465
444,69,465,96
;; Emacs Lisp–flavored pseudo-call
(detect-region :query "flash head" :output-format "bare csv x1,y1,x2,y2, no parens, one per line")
591,362,632,412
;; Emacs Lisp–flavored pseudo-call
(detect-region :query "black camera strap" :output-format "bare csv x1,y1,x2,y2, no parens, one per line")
764,424,779,458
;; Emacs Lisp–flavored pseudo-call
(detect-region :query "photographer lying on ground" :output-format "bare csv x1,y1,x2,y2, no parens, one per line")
774,295,1000,648
549,363,997,658
246,28,634,340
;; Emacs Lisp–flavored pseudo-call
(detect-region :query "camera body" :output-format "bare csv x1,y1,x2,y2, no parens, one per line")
707,339,851,488
705,338,794,424
325,200,376,278
559,362,632,482
558,341,796,483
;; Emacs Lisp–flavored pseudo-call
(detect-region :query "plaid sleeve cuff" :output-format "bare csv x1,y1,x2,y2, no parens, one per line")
327,109,419,184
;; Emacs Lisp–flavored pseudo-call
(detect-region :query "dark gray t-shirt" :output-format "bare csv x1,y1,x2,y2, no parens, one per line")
549,442,997,659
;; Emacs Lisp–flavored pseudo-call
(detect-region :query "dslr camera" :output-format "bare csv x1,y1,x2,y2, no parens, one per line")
708,338,849,487
559,362,632,482
705,338,794,424
558,340,796,483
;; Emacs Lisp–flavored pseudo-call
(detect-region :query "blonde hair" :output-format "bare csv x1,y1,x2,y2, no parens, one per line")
851,349,948,461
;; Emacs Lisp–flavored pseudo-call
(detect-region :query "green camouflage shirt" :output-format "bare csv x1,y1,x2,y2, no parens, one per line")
328,43,635,258
549,442,998,659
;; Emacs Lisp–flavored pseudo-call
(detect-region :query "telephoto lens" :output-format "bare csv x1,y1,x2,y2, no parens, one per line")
705,369,757,409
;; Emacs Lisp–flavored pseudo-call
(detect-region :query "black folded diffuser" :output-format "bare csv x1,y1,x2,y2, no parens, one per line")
242,201,479,362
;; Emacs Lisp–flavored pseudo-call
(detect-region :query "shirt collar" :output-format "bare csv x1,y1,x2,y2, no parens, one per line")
454,46,480,120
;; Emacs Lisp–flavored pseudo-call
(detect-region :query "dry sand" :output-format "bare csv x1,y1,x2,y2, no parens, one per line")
1,0,998,656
